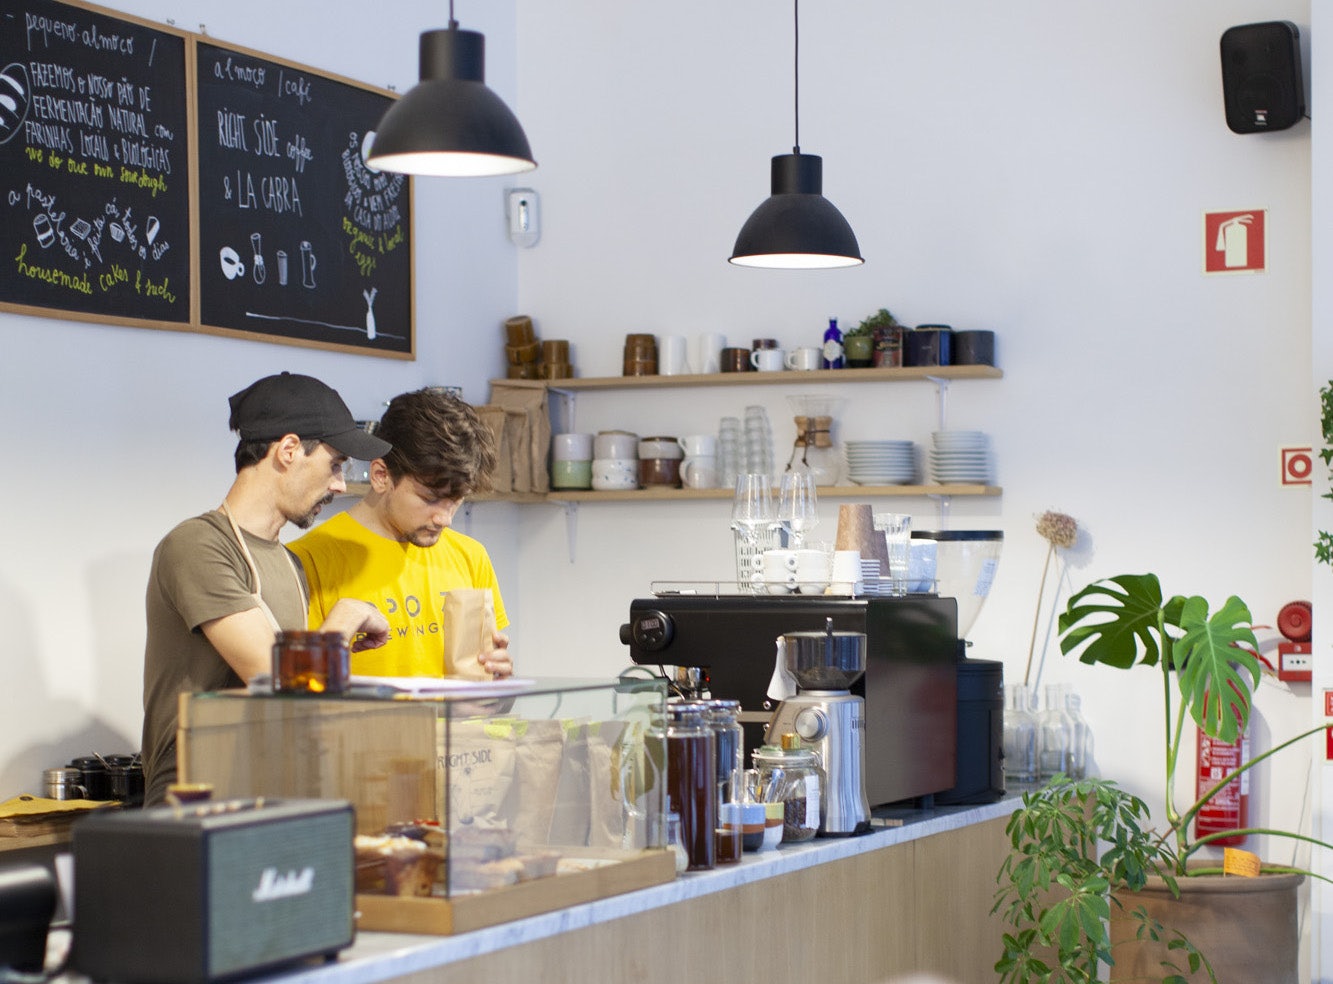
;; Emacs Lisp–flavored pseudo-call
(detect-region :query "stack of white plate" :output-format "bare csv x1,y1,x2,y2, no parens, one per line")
930,431,994,484
844,440,916,485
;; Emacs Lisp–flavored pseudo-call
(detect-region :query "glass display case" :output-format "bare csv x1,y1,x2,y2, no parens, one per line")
177,676,671,934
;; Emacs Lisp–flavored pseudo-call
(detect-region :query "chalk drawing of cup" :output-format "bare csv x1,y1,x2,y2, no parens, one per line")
219,246,245,281
108,222,124,243
276,249,288,286
32,213,54,248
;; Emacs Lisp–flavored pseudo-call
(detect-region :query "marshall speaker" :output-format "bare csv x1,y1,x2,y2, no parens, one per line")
1220,21,1305,134
71,798,354,984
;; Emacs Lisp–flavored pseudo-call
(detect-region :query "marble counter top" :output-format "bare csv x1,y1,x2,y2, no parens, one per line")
245,796,1021,984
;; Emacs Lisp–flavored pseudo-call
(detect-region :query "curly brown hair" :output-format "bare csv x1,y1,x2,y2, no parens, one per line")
375,389,497,497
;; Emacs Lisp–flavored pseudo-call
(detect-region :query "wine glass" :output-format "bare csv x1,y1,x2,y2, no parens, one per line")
776,472,819,547
730,473,775,544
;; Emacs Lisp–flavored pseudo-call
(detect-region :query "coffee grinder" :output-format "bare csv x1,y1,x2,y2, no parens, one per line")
765,619,871,835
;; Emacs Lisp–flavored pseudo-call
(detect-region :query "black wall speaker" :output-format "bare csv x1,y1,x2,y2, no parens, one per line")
1220,21,1305,134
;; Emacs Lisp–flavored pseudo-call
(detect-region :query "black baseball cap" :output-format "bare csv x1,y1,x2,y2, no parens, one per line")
227,372,392,461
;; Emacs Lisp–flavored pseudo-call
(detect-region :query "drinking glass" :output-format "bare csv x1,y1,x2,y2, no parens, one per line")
776,472,819,547
874,513,912,596
730,473,774,544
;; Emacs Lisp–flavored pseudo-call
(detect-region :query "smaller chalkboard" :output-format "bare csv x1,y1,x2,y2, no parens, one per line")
194,40,413,358
0,0,191,326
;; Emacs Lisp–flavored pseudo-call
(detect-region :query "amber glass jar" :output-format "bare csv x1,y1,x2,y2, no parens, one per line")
273,630,349,694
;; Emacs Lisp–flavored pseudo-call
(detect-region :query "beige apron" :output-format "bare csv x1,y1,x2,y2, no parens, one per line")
219,500,308,632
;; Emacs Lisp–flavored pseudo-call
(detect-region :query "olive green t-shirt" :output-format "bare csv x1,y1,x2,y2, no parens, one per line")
140,511,308,805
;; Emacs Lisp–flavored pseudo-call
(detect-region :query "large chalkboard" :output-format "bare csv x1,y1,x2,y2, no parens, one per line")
0,0,191,326
194,41,413,357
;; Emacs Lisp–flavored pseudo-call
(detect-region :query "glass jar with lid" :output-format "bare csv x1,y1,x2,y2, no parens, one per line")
665,701,717,870
704,699,744,864
752,735,822,842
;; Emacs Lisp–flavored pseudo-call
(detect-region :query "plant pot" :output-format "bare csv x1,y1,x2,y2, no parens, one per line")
1110,867,1303,983
843,334,874,367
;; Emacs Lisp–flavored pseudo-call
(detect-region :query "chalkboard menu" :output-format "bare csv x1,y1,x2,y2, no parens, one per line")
0,0,190,325
195,41,413,357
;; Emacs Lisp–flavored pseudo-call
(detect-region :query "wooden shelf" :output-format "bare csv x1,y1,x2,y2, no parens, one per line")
546,484,1000,503
490,364,1001,392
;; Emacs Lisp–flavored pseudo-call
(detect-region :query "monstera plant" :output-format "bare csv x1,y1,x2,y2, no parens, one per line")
994,572,1331,983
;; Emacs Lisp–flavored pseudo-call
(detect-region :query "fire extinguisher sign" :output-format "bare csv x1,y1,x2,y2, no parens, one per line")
1204,209,1267,274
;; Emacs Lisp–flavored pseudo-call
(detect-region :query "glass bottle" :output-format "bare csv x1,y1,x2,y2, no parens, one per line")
665,702,716,870
1002,683,1038,790
1062,685,1094,780
822,317,844,369
664,812,689,874
1036,683,1073,782
705,699,744,865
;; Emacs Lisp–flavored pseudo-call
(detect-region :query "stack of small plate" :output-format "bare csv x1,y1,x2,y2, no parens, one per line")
929,431,994,484
844,440,916,485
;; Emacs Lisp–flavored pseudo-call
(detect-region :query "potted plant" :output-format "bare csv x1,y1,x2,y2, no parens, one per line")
846,307,898,367
994,572,1331,983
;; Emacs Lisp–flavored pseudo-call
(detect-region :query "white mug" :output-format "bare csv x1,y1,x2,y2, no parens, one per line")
762,549,799,592
680,455,718,489
794,548,831,594
551,432,594,461
750,348,785,372
785,346,822,371
693,332,726,374
659,334,691,375
679,433,717,457
829,549,863,595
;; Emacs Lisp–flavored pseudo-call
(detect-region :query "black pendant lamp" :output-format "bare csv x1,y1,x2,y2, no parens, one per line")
367,1,535,177
729,0,862,268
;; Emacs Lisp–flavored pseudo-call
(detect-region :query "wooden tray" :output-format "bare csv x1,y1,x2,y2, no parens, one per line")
356,847,675,935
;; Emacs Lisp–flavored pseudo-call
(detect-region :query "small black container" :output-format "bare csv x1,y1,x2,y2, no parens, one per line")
952,329,996,366
67,756,111,801
904,325,953,366
104,754,144,807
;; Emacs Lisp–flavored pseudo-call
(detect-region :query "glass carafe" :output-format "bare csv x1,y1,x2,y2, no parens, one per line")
786,395,845,486
1002,683,1038,790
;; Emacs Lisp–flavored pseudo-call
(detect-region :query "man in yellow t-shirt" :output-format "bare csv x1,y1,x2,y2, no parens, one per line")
290,389,512,678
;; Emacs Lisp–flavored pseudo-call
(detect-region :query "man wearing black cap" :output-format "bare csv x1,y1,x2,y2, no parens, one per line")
140,372,392,805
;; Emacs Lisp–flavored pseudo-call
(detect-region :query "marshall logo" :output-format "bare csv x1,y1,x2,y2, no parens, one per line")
252,866,315,902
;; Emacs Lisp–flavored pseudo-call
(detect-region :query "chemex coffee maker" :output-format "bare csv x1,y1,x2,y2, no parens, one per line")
767,620,871,835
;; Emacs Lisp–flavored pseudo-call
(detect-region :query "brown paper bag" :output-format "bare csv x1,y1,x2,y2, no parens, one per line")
442,589,496,679
488,383,551,494
475,405,511,493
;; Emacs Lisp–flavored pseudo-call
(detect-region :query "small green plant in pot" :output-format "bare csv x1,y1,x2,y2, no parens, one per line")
994,572,1332,983
846,307,897,366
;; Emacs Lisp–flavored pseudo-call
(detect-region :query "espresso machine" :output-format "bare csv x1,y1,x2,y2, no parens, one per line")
621,593,958,808
766,621,871,835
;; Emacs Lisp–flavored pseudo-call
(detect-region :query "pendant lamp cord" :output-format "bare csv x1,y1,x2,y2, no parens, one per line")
792,0,801,154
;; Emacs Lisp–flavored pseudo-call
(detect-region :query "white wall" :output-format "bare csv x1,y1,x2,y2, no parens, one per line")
2,0,1324,970
507,0,1318,968
0,0,522,793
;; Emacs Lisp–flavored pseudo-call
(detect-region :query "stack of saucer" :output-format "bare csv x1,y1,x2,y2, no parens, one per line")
929,431,994,484
844,439,916,485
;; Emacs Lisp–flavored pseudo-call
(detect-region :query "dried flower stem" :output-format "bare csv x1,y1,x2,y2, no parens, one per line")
1024,541,1055,687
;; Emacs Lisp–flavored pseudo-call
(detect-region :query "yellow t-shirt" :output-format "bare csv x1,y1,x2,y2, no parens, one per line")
289,511,508,677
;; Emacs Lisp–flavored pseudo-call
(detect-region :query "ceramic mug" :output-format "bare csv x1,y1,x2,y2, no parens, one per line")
594,430,639,459
679,434,717,457
762,550,799,593
552,432,594,461
694,332,726,374
591,458,638,490
680,455,718,489
829,549,863,595
785,346,822,371
658,334,691,375
721,347,753,372
750,348,785,372
551,459,593,490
